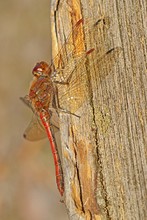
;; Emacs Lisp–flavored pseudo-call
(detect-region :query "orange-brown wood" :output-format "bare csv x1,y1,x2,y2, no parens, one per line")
51,0,147,219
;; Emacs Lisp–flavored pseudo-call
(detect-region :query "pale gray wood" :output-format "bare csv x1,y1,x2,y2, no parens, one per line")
51,0,147,219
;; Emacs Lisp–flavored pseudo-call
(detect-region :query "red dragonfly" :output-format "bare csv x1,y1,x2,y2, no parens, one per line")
21,18,121,196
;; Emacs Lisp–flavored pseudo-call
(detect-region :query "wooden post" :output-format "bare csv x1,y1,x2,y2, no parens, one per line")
51,0,147,219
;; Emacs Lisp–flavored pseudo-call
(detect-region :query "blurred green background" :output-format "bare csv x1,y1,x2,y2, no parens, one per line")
0,0,68,219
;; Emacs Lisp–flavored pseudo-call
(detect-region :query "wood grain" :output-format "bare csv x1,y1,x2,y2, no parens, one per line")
51,0,147,219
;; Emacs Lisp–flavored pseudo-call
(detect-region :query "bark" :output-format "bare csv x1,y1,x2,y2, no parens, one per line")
51,0,147,219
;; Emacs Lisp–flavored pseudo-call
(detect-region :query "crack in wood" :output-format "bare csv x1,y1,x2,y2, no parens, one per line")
70,125,85,214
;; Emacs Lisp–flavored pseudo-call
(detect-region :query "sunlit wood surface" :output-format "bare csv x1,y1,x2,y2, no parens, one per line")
51,0,147,219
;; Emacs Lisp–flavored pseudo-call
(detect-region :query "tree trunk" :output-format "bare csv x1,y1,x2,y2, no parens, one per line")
51,0,147,219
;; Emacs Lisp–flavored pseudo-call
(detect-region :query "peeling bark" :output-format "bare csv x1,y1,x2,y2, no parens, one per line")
51,0,147,219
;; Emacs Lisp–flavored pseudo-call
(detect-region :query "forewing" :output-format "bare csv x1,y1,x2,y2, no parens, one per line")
50,16,121,113
51,17,109,83
57,47,122,113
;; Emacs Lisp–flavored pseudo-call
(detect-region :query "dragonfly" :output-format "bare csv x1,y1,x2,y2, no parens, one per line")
21,17,121,196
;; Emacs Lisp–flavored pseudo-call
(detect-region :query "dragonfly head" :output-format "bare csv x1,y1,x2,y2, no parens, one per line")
32,61,51,77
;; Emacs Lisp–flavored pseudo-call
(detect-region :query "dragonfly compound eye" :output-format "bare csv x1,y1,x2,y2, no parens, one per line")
32,61,51,77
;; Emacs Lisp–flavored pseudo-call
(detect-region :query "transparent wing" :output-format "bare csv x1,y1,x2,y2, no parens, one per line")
23,114,47,141
20,96,60,141
51,17,110,83
50,16,121,113
20,95,33,111
56,47,122,113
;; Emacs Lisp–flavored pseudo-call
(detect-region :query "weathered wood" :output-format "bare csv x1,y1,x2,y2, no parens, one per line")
51,0,147,219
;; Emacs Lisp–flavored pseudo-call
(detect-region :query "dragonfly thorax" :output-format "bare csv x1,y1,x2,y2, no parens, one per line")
29,76,54,113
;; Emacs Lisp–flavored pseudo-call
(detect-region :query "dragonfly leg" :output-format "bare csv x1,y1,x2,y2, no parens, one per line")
58,107,80,118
